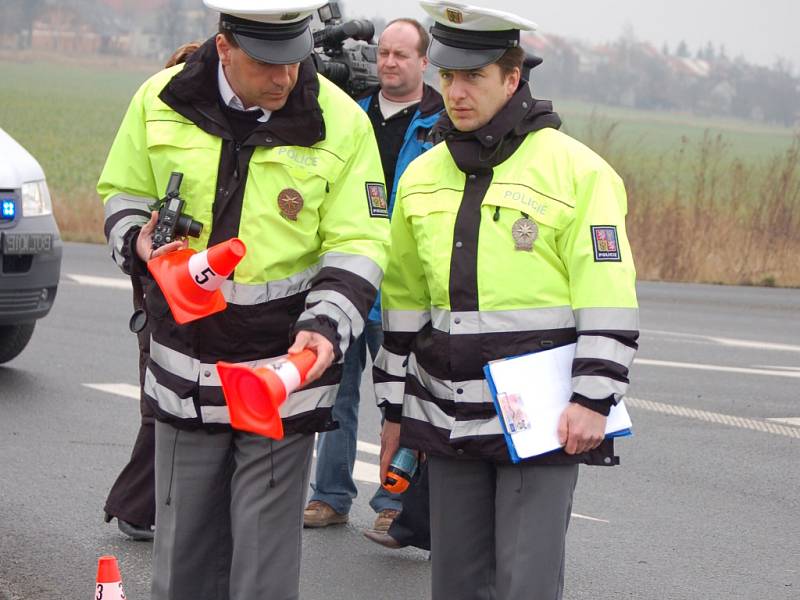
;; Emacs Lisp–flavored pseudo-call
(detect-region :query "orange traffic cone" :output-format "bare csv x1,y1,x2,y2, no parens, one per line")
217,350,317,440
148,238,246,324
95,555,126,600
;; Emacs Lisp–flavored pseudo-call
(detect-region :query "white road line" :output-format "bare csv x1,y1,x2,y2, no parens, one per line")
353,459,380,484
357,441,381,456
634,358,800,379
84,383,139,398
766,417,800,427
571,513,609,523
641,329,800,353
66,273,131,290
626,397,800,439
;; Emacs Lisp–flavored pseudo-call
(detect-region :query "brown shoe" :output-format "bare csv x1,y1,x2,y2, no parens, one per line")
363,508,403,548
363,528,405,549
371,508,400,534
303,500,348,528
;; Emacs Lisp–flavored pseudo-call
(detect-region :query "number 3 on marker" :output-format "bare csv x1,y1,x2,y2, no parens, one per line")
96,583,103,600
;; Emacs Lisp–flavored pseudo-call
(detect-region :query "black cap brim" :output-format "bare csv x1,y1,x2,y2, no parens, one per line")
233,28,313,65
427,37,505,70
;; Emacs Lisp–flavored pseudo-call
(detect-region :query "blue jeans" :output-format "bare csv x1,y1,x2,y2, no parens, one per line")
310,320,401,515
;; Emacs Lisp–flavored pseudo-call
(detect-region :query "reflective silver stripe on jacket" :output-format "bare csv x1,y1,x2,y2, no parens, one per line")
104,193,152,268
199,385,338,424
575,334,637,367
280,384,338,417
407,354,491,404
575,307,639,332
322,252,384,290
143,368,198,419
375,380,405,408
431,306,575,334
403,395,504,439
200,406,230,424
148,340,338,423
150,338,199,382
221,263,321,305
301,289,364,352
382,308,430,332
572,375,629,402
373,347,407,378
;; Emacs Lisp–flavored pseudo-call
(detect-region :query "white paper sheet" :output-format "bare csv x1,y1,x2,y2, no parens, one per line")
486,343,632,459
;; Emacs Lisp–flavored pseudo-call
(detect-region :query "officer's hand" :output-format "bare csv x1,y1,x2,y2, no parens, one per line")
136,211,187,262
557,403,607,455
379,420,401,483
289,331,334,384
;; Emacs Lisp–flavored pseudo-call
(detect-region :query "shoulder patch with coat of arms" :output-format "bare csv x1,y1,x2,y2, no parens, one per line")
365,182,389,218
591,225,621,262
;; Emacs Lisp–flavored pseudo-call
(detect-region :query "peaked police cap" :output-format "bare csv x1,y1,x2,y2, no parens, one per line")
204,0,327,64
419,0,537,70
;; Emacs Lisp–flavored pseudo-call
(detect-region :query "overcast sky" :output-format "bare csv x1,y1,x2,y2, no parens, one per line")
341,0,800,69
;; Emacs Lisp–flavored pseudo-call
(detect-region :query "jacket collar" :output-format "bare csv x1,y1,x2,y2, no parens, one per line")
437,83,561,174
359,83,444,119
159,37,325,148
419,83,445,118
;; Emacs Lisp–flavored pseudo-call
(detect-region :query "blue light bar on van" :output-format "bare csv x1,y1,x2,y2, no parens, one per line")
1,199,15,220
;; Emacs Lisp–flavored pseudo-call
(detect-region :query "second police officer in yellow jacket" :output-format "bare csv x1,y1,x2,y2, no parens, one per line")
374,2,639,599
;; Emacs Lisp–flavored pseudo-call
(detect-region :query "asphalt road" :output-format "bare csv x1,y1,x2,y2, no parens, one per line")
1,242,798,600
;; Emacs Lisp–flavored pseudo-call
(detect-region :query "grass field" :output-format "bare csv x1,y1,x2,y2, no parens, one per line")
1,56,798,285
557,99,798,161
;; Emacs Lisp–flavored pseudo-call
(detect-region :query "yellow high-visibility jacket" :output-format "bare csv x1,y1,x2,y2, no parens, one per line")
98,41,390,434
373,90,638,464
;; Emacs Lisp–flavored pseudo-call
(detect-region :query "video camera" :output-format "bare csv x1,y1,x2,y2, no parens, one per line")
312,2,379,97
150,172,203,250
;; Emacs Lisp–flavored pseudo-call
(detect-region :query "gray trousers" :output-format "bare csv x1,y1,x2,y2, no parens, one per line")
429,456,579,600
152,421,314,600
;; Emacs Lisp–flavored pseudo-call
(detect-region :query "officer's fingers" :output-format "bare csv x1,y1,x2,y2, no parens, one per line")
140,211,158,234
580,430,601,454
288,331,311,355
557,411,569,446
564,424,582,455
305,355,328,383
304,336,334,383
379,423,400,481
150,240,185,260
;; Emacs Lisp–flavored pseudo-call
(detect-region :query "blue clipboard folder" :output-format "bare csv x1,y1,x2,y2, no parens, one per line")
483,343,632,463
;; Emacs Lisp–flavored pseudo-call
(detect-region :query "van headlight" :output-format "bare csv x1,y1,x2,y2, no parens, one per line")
21,180,53,216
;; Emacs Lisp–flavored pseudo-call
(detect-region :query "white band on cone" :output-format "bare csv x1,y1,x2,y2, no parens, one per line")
96,581,126,600
188,251,226,291
266,359,302,395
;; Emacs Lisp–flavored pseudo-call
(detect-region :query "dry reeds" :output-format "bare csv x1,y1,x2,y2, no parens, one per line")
53,191,105,244
582,119,800,287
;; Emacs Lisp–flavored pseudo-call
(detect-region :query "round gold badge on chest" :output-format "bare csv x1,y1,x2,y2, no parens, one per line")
277,188,304,221
511,217,538,251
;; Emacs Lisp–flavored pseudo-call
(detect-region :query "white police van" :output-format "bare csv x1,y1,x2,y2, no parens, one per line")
0,127,62,363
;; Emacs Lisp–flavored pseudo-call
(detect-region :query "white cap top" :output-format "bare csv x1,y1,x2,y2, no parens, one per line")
203,0,326,25
419,0,537,33
204,0,329,64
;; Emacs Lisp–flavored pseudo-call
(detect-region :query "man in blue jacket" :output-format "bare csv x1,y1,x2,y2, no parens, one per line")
304,17,443,547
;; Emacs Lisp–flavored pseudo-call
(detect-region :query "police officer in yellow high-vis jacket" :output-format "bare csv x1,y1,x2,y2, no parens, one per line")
97,1,389,597
374,2,638,599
